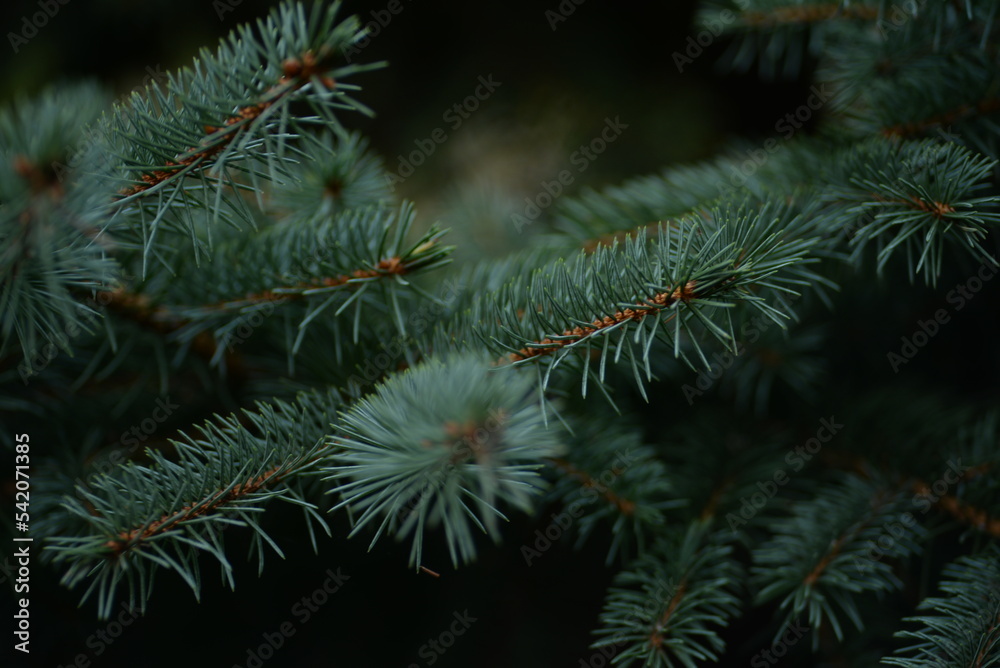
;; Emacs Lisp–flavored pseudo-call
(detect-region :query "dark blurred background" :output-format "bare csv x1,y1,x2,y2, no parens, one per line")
0,0,814,257
0,1,818,666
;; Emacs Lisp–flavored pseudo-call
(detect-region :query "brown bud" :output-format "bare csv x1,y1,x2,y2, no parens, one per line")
282,58,302,78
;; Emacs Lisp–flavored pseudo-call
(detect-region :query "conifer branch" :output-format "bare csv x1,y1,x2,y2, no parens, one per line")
99,1,384,257
101,462,291,558
476,203,823,400
7,0,1000,658
581,221,662,254
818,138,1000,283
883,545,1000,667
754,474,927,645
739,4,880,27
648,579,688,650
881,97,1000,139
819,409,1000,538
548,457,637,516
45,389,343,618
148,254,417,317
326,354,566,568
1,84,119,365
592,523,743,667
133,203,451,356
918,486,1000,538
117,50,339,199
542,425,679,564
506,280,698,363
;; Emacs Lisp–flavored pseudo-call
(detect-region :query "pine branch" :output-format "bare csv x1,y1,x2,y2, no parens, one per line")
97,1,384,263
695,0,877,78
0,84,120,367
922,487,1000,538
325,354,565,568
817,138,1000,283
543,421,682,564
753,473,927,646
837,395,1000,539
590,522,743,667
883,97,1000,139
883,544,1000,667
738,3,880,27
267,129,394,218
818,20,1000,157
121,202,451,360
44,388,343,618
475,202,823,402
659,408,817,531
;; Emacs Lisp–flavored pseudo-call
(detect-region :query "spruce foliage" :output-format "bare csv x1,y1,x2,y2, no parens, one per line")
2,0,999,665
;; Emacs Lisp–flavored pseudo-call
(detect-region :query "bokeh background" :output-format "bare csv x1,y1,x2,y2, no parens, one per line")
0,1,822,666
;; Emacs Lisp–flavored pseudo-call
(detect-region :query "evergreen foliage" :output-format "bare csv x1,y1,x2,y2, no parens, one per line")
3,0,1000,665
